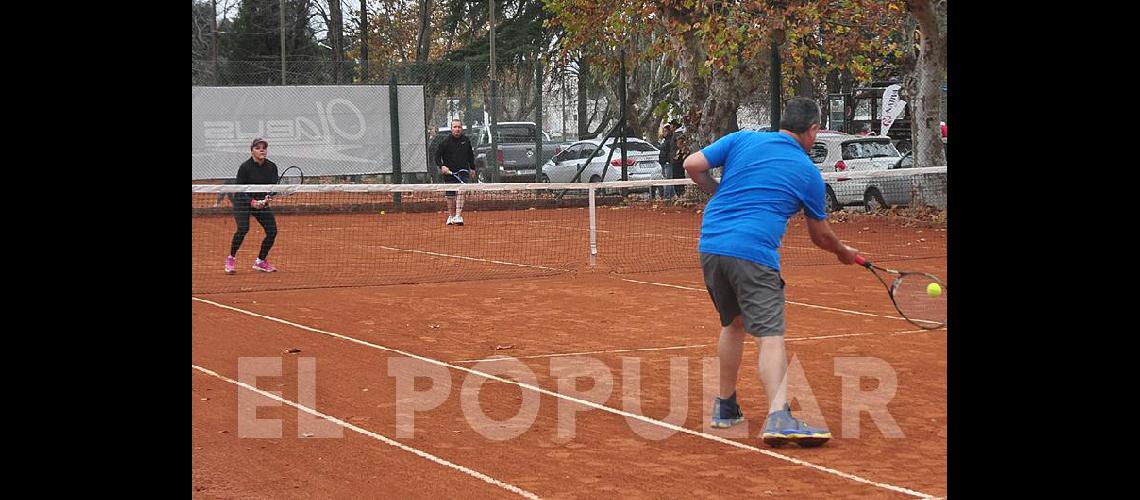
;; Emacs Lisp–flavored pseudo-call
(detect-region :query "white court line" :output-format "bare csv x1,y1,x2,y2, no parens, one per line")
191,364,539,499
487,240,565,244
192,297,939,499
786,329,929,341
500,220,701,242
454,329,931,364
378,245,570,272
619,278,943,327
457,343,714,364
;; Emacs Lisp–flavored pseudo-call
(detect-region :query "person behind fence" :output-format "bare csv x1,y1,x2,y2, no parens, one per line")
682,97,859,447
224,137,280,274
652,122,677,199
435,118,476,226
669,119,686,196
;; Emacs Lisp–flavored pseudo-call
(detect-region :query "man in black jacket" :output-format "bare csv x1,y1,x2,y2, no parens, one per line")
434,119,477,226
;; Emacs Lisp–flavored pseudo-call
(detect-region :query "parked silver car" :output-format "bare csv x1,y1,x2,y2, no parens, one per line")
540,137,664,185
809,133,905,212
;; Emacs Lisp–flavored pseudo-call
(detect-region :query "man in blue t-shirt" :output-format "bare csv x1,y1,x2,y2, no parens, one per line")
683,98,859,448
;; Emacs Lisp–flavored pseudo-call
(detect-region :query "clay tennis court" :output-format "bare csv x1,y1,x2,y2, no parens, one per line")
192,194,947,498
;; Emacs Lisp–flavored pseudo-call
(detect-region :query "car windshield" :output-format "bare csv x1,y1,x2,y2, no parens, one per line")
841,139,900,160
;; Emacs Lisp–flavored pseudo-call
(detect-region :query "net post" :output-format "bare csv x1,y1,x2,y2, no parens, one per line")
535,60,544,183
389,73,402,204
588,187,597,267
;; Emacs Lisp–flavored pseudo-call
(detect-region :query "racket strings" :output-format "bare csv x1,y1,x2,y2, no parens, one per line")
891,274,947,327
279,167,304,185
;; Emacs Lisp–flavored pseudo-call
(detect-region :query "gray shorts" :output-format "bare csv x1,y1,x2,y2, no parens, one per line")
700,253,786,337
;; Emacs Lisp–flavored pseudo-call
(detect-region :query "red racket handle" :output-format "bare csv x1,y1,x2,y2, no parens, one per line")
854,255,868,266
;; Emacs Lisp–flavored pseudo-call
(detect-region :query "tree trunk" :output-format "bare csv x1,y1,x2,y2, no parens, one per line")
416,0,435,63
796,74,814,98
669,23,708,157
658,3,773,157
909,0,946,167
703,78,740,139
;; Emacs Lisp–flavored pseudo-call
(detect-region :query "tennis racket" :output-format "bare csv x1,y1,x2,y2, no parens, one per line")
446,168,472,184
253,166,305,208
855,255,946,329
277,165,305,186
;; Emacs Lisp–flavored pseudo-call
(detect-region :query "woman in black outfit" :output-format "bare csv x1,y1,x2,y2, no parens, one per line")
224,137,280,274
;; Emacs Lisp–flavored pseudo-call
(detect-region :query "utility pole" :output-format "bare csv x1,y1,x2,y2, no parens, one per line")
488,0,499,181
279,0,287,84
360,0,369,81
211,0,219,85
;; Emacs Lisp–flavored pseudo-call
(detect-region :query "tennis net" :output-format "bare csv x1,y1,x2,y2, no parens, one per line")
192,167,946,294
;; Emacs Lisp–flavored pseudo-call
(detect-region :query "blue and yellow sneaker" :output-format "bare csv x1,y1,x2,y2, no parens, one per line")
761,404,831,447
710,394,745,428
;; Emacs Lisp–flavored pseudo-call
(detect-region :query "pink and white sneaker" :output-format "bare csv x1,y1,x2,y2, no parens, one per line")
224,255,236,274
252,259,277,272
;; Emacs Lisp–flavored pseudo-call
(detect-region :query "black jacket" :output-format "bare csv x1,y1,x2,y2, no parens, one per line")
659,133,677,165
434,134,475,173
232,158,278,205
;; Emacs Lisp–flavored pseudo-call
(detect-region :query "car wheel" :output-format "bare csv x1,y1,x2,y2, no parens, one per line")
864,187,887,212
540,174,550,183
825,186,841,213
588,174,614,195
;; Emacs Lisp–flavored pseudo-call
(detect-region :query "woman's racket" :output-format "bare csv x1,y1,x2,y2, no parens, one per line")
254,166,305,208
277,165,305,186
855,255,946,329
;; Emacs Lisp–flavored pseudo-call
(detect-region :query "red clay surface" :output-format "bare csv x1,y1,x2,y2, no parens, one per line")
193,258,947,498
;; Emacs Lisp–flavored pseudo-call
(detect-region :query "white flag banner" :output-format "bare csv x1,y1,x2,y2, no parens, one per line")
882,99,906,137
880,84,904,136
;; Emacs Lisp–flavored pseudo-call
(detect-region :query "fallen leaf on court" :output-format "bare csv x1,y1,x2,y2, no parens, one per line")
495,344,514,350
284,348,302,354
429,324,441,329
301,433,314,438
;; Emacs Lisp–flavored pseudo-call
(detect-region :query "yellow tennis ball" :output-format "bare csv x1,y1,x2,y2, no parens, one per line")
927,282,942,297
380,210,386,215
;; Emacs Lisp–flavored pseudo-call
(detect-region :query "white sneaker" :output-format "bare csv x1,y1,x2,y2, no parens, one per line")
445,215,455,225
453,214,464,226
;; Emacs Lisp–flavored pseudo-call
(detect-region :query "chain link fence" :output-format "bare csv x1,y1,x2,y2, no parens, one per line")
194,57,942,181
